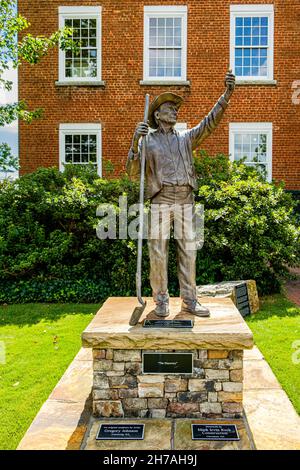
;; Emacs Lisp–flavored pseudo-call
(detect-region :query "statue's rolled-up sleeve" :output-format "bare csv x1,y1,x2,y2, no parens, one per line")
187,95,229,150
126,145,141,180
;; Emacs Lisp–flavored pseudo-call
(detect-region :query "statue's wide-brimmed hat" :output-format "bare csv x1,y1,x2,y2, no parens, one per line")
148,92,184,129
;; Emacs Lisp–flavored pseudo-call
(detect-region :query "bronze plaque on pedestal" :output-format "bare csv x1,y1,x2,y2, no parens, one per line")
142,352,193,374
192,424,240,441
96,424,145,440
143,319,194,329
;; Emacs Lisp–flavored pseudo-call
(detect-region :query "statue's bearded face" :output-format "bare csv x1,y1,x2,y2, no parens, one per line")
154,101,178,126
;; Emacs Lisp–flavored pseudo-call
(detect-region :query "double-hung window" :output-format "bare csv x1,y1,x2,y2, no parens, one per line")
143,6,187,82
230,5,274,82
58,6,102,83
59,124,102,176
229,123,273,181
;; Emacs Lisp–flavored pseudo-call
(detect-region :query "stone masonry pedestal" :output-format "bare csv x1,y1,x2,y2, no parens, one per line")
82,297,253,420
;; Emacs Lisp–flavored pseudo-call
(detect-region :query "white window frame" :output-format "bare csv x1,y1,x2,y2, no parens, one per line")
230,4,274,83
143,6,187,83
229,122,273,181
58,6,102,83
59,123,102,176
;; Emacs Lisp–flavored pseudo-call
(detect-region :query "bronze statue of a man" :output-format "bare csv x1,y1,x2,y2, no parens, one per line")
127,71,235,318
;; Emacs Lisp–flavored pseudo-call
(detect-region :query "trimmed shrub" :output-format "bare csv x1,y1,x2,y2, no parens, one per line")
194,151,300,293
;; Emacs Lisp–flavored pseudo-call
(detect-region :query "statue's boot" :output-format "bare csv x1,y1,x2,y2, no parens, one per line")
153,292,170,318
154,301,170,317
181,299,210,317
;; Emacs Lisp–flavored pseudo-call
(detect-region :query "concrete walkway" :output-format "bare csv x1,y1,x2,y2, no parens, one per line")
243,348,300,450
17,346,300,451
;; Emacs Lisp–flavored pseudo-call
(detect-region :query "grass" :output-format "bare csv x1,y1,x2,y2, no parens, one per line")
246,294,300,414
0,303,101,450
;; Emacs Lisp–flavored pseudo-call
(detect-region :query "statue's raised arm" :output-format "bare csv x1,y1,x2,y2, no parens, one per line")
187,70,236,150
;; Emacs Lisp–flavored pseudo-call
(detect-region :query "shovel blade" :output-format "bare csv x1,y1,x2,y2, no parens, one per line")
129,303,147,326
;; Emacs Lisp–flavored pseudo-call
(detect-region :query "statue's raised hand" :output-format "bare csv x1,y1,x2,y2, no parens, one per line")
224,69,236,100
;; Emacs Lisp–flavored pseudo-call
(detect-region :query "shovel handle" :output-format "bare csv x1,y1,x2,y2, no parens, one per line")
136,94,150,305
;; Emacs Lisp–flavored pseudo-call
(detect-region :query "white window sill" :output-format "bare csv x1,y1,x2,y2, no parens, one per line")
140,80,190,86
55,80,106,87
236,79,277,86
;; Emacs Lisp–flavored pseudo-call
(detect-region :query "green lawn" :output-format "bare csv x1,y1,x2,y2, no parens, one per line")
0,296,299,450
0,303,101,450
246,294,300,414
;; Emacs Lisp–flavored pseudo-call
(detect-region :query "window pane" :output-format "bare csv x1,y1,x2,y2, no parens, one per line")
260,36,268,46
261,17,268,26
234,132,268,175
234,14,270,78
89,135,97,151
260,67,268,76
89,19,96,28
158,36,165,46
174,36,181,46
64,133,98,165
147,15,182,78
149,27,156,38
64,16,98,79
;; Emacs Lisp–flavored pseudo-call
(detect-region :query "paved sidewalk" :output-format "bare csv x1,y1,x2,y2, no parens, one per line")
243,348,300,450
285,267,300,306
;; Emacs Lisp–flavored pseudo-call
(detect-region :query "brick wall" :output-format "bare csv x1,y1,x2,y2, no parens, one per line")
18,0,300,189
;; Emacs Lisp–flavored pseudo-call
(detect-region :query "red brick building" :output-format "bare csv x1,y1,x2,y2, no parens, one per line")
19,1,300,189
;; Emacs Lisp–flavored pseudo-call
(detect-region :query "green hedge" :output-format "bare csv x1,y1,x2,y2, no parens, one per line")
0,156,299,303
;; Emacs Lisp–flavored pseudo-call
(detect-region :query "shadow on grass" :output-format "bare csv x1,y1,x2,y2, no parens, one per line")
247,294,300,323
0,302,102,327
